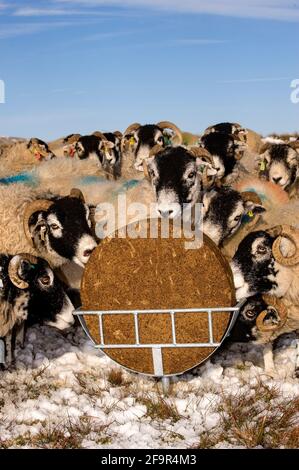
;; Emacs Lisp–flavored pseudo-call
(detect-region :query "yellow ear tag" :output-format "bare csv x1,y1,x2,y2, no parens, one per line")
129,137,135,146
259,161,266,171
248,210,254,218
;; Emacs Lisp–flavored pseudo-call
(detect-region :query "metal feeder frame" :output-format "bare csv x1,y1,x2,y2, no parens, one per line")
75,304,242,394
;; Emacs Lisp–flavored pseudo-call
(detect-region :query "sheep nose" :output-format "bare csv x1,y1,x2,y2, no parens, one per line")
158,209,173,218
273,176,282,183
83,248,94,258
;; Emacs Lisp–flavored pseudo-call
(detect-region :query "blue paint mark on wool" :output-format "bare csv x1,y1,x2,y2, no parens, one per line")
111,179,140,197
78,175,107,185
0,172,37,186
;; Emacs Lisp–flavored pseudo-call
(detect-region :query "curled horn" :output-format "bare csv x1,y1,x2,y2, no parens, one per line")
240,191,262,205
256,295,288,332
122,123,141,153
113,131,123,140
92,131,108,140
143,159,150,180
259,142,272,155
270,225,299,266
289,140,299,150
8,253,39,289
63,134,81,144
70,188,85,203
240,191,263,231
188,146,213,163
149,144,165,158
23,199,54,247
123,122,141,137
188,146,216,188
156,121,183,145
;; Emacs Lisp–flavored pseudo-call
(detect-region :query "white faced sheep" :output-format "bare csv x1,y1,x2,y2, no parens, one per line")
199,123,263,185
0,184,97,270
120,121,183,179
231,225,299,376
0,138,56,178
59,131,122,180
228,293,299,376
221,176,299,259
255,141,299,198
0,253,74,366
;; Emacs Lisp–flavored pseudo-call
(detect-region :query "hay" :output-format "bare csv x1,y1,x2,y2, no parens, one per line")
81,219,236,375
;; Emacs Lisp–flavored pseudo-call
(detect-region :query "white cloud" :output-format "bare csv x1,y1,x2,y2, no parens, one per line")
54,0,299,22
217,77,292,84
172,38,228,45
0,22,78,39
13,7,131,17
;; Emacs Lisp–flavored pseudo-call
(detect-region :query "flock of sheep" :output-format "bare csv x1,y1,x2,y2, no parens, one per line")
0,121,299,378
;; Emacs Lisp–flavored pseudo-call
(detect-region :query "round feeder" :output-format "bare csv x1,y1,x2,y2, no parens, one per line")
78,219,238,377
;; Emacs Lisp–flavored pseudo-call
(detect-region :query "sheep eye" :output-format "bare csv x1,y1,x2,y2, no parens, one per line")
188,172,196,179
234,215,241,222
245,309,256,319
40,275,51,286
50,224,59,230
257,245,267,254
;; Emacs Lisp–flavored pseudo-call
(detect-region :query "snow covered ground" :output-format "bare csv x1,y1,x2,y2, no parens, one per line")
1,324,299,449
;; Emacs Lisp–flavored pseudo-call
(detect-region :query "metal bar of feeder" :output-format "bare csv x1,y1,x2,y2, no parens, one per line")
208,310,214,344
94,342,221,349
98,314,104,345
170,311,176,345
75,307,238,315
134,312,140,345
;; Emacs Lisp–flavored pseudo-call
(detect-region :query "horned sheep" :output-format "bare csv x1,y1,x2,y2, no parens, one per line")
0,253,74,365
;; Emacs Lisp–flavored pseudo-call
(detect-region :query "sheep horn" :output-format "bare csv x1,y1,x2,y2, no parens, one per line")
63,134,81,144
149,144,164,158
143,159,150,180
271,225,299,266
256,295,288,332
8,253,39,289
240,191,262,205
92,131,107,140
259,142,272,155
289,140,299,150
123,123,141,137
188,146,214,164
113,131,123,140
23,199,54,247
70,188,85,203
156,121,183,145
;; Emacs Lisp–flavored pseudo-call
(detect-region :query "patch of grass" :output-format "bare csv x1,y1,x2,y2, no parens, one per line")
107,369,125,387
0,416,111,449
139,394,181,423
192,382,299,449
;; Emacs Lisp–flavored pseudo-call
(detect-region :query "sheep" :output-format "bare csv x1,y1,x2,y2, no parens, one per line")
93,131,123,179
230,226,299,376
231,225,299,303
229,293,299,376
120,121,183,179
0,184,97,270
199,123,263,185
0,138,56,178
0,253,74,365
201,187,265,247
222,176,297,259
255,141,299,198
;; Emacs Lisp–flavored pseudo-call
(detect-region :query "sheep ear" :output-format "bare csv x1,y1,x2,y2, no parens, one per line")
259,142,271,154
195,157,217,176
244,200,266,215
28,211,48,243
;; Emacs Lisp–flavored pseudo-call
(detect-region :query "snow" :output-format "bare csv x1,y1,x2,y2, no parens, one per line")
1,324,299,449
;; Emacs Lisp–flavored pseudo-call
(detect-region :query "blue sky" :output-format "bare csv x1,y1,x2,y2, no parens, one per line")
0,0,298,139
